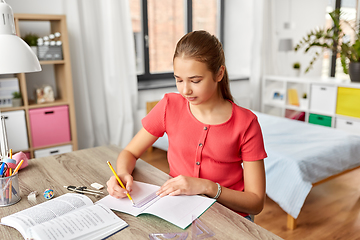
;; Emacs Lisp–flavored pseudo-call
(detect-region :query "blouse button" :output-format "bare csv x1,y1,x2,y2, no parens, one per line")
199,143,203,147
196,162,200,165
204,126,208,130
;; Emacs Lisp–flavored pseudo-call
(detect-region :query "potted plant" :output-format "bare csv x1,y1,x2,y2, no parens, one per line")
294,9,360,82
300,93,308,109
12,91,22,107
22,33,39,56
293,62,301,77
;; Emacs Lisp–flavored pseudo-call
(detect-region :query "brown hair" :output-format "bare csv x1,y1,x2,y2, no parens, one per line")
173,30,233,102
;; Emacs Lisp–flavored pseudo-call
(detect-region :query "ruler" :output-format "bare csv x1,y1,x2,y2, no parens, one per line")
133,191,159,208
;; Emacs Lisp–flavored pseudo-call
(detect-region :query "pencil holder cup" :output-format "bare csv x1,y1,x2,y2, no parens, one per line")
0,173,21,207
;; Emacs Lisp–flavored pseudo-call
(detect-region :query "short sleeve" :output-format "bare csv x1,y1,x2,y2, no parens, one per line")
141,95,168,137
241,116,267,161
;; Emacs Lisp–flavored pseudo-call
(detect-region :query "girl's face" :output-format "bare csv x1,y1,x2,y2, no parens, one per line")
174,57,222,106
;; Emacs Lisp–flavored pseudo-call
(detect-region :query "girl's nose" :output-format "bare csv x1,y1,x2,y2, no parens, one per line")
183,82,192,95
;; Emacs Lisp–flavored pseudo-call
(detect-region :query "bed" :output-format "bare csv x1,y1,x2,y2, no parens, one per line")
149,105,360,229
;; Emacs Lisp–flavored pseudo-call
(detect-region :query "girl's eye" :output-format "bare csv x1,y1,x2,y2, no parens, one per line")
176,79,183,83
192,80,201,84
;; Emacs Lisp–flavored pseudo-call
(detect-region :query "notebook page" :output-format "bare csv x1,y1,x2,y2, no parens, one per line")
96,181,161,216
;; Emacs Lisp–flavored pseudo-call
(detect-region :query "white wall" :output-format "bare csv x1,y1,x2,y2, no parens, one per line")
6,0,64,14
224,0,253,77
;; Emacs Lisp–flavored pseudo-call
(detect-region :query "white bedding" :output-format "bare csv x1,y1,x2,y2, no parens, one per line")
152,111,360,219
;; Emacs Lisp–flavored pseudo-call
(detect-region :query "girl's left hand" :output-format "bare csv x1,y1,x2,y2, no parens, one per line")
156,175,208,197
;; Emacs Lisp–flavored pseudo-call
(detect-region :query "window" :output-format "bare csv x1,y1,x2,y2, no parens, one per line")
323,0,358,79
129,0,224,82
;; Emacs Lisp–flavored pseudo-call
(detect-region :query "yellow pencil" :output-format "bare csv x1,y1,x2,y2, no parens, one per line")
9,149,12,159
106,161,134,205
9,168,12,201
12,160,24,175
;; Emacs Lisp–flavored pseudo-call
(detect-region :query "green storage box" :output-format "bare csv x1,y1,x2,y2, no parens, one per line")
309,113,332,127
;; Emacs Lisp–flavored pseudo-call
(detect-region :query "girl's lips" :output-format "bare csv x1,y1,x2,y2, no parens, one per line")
186,97,196,101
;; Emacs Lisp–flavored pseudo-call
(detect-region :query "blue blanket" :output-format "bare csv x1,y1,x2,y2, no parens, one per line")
255,111,360,218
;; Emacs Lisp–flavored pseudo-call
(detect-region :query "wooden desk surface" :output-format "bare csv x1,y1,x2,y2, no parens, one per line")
0,145,282,240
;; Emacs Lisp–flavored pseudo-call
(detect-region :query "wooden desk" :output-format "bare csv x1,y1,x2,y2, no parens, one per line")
0,145,282,240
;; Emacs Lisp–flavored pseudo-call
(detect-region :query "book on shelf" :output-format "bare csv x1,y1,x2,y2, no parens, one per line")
288,88,300,106
1,193,128,240
97,181,216,229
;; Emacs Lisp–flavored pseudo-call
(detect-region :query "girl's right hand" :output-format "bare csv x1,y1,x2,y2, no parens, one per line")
106,174,133,199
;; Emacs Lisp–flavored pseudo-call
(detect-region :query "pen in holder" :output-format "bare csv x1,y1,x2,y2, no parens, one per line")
0,172,21,207
0,113,22,207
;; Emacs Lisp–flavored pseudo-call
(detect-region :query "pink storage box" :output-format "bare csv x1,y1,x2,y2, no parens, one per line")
29,105,71,148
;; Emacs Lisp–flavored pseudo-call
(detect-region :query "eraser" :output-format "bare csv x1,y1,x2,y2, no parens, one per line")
27,191,38,201
91,183,104,190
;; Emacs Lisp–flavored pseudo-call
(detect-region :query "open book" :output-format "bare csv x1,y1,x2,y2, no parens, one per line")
96,181,216,229
1,193,128,240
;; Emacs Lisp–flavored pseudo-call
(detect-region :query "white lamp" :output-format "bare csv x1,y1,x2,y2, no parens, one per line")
0,0,41,74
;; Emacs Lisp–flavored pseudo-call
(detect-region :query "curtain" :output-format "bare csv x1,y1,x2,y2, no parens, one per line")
64,0,138,149
250,0,278,111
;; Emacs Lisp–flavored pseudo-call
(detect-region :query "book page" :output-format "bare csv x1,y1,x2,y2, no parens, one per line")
27,204,128,240
1,193,93,238
96,181,161,216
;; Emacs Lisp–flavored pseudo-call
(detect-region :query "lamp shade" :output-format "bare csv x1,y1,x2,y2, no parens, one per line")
278,38,293,52
0,0,41,74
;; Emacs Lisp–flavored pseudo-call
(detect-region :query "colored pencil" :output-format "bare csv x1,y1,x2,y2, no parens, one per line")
12,159,24,175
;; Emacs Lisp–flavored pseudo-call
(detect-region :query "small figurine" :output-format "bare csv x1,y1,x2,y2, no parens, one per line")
36,85,54,104
43,189,54,199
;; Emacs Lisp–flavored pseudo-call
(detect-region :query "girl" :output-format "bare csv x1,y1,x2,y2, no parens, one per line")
107,30,267,220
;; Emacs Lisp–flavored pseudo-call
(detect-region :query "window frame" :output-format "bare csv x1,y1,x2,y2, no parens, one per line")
329,0,341,77
137,0,225,82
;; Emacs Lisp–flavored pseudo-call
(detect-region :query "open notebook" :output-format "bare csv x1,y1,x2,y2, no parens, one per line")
96,181,215,229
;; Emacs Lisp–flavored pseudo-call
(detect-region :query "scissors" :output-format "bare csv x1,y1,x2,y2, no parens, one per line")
64,185,104,197
0,162,8,177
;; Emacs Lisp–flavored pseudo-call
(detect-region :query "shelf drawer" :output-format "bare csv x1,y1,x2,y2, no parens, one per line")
34,144,73,158
336,87,360,118
29,105,71,148
2,110,29,151
335,117,360,135
309,113,332,127
310,84,337,114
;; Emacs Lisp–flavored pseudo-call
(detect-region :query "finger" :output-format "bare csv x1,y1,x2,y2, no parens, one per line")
107,176,128,198
123,175,133,192
169,189,182,196
156,180,172,195
112,186,130,198
158,184,181,197
158,177,178,190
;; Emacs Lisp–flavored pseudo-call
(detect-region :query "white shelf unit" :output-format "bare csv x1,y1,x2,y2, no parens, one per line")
262,75,311,122
262,75,360,134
